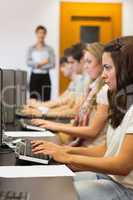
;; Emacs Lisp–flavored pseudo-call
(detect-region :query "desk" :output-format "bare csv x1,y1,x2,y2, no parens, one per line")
0,152,15,166
0,146,77,200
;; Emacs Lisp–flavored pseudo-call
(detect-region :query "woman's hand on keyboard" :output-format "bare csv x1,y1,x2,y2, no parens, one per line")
31,119,52,126
31,140,72,164
31,140,61,154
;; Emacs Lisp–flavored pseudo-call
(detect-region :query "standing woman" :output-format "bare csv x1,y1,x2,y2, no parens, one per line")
27,25,55,101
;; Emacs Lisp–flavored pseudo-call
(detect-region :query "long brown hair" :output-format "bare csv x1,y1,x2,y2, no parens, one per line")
104,36,133,128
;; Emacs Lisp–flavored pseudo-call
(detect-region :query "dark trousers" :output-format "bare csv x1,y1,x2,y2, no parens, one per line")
29,73,51,101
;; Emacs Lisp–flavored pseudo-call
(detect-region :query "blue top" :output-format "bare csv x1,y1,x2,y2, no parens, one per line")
26,44,55,74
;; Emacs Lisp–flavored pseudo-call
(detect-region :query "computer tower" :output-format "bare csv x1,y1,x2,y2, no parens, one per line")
2,69,15,123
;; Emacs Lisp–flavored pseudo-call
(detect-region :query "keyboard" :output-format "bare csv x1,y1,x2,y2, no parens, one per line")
0,191,30,200
19,119,46,132
15,140,50,165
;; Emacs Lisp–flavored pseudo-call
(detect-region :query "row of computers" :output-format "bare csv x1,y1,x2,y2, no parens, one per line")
0,69,32,200
0,68,51,162
0,69,27,148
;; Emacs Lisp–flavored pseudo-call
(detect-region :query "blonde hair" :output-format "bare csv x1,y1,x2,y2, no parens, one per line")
86,42,104,64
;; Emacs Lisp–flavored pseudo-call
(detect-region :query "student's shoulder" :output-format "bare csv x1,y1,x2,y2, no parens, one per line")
120,105,133,129
126,104,133,118
96,84,109,105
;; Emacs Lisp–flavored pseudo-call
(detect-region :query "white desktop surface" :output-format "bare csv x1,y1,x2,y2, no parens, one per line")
4,131,54,138
0,165,75,178
4,130,60,144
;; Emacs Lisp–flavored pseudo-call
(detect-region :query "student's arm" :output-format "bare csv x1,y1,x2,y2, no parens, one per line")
40,104,109,138
32,140,106,171
52,134,133,176
66,142,106,157
41,93,74,108
46,103,80,118
32,140,106,157
46,97,83,118
46,97,75,113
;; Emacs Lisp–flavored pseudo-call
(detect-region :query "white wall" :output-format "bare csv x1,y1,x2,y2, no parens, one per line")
61,0,122,2
122,0,133,35
0,0,60,99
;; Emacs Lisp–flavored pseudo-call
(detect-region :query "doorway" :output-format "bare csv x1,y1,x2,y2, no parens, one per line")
60,2,122,93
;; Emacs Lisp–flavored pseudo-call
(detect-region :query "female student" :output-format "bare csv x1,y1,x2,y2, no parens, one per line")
32,42,109,146
32,36,133,199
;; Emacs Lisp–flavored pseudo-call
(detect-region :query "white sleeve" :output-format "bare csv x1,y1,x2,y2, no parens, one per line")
125,105,133,134
96,85,109,105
